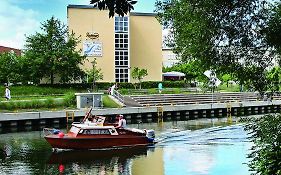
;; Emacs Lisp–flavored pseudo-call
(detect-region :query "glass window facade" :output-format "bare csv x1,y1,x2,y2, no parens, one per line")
114,16,129,82
115,16,128,32
115,68,129,82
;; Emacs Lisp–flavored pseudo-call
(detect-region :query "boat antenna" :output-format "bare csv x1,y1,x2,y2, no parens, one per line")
82,107,93,123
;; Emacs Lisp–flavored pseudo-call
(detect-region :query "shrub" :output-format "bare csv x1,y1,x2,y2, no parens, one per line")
244,114,281,175
63,92,76,107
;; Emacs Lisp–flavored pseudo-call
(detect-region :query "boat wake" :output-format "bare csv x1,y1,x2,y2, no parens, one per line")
155,124,249,147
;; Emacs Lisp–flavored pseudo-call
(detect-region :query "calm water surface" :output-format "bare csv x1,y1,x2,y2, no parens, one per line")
0,118,251,175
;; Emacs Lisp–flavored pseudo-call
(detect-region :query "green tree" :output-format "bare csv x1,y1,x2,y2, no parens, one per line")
0,52,21,84
245,114,281,175
24,17,85,85
264,3,281,55
156,0,275,94
90,0,137,17
221,74,232,87
87,58,103,91
131,67,148,89
266,66,281,92
163,60,205,83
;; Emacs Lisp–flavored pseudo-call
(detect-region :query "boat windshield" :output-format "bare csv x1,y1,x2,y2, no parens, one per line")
69,126,80,134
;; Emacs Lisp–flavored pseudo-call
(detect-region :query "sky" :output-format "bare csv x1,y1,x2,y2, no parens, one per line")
0,0,157,49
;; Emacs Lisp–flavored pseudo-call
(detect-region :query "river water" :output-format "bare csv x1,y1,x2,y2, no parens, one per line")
0,118,252,175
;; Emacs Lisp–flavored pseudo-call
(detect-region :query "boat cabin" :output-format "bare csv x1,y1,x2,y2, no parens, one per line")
69,123,119,137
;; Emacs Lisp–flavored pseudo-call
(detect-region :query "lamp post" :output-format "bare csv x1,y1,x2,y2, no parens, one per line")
209,71,216,108
204,70,221,109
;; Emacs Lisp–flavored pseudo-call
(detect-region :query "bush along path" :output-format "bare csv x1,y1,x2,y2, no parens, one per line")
0,93,76,111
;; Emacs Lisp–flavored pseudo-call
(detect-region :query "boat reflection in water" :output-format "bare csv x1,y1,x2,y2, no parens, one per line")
47,146,155,174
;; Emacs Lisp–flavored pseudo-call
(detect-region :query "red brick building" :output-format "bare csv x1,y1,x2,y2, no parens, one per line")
0,46,21,56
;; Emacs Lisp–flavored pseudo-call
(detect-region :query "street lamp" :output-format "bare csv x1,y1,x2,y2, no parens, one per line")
204,70,221,108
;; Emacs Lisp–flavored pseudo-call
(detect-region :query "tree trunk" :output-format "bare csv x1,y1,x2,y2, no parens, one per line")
51,72,54,85
139,80,142,89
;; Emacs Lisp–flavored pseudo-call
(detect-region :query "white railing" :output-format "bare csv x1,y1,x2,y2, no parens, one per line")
112,90,125,104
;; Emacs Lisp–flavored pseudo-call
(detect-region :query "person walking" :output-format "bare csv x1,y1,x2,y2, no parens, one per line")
158,83,163,93
4,86,11,100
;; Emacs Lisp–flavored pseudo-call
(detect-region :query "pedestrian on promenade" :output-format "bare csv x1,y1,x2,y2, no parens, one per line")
110,84,116,95
4,85,11,100
158,83,163,93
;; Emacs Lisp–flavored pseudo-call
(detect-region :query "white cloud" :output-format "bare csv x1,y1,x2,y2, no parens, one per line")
0,1,40,49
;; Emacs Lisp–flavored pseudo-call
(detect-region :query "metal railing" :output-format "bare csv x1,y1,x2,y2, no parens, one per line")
112,90,125,104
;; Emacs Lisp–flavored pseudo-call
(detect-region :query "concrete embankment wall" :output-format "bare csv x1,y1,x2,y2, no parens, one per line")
0,100,280,128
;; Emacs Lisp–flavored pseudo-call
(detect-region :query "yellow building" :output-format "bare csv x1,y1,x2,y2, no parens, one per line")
67,5,163,83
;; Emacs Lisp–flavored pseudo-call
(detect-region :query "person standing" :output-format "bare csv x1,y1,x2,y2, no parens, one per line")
4,86,11,100
158,83,163,93
110,84,116,95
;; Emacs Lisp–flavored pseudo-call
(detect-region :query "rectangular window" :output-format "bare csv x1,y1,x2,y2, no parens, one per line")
115,16,129,82
115,68,129,82
115,33,129,50
83,129,110,135
115,16,129,32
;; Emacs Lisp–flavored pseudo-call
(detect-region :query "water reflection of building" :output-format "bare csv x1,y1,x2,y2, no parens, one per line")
131,148,164,175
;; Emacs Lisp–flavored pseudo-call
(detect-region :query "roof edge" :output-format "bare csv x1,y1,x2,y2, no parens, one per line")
67,4,97,9
67,4,157,16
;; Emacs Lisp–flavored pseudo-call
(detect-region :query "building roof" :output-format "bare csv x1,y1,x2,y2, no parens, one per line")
0,46,21,56
67,4,96,9
67,4,157,16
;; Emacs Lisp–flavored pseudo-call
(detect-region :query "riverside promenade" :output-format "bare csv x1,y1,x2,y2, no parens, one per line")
0,98,280,128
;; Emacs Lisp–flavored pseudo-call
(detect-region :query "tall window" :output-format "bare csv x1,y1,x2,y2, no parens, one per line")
115,68,129,82
115,50,128,66
115,34,128,49
114,16,129,82
115,16,128,32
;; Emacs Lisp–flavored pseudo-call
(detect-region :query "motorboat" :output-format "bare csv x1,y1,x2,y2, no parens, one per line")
43,110,155,150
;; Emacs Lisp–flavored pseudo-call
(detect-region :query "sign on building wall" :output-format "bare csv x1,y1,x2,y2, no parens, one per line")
83,41,102,57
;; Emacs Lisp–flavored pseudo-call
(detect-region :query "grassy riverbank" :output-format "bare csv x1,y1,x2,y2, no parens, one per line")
0,84,240,112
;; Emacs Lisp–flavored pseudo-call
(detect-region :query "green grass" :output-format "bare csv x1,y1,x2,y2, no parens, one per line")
217,83,240,92
0,85,76,96
102,95,121,108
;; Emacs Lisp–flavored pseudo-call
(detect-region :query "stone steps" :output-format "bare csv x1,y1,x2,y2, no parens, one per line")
125,92,263,107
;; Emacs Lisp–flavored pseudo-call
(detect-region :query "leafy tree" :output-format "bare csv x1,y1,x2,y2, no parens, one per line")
266,66,281,92
87,58,103,91
163,60,205,83
0,52,22,84
90,0,137,17
264,2,281,57
24,17,85,84
131,67,148,89
156,0,275,94
244,114,281,175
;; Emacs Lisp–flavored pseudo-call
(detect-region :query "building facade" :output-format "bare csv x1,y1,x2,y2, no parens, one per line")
162,48,179,67
67,5,163,83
